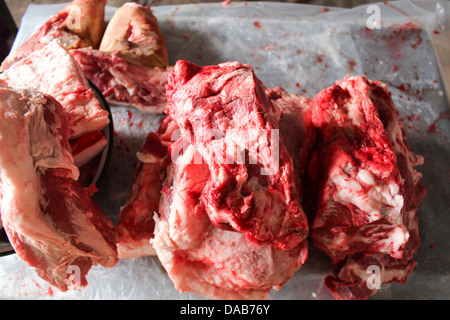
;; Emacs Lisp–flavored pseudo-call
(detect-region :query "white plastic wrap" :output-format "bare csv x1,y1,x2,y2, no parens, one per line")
0,1,449,300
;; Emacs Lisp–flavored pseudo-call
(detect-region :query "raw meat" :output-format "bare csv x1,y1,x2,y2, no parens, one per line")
117,62,311,298
99,2,169,68
116,117,176,258
153,131,307,300
307,75,426,299
70,130,108,168
116,88,315,259
70,2,171,113
0,0,106,71
0,40,110,140
0,85,118,291
266,86,316,201
309,76,409,261
70,48,171,113
148,60,310,299
165,60,309,250
116,87,315,261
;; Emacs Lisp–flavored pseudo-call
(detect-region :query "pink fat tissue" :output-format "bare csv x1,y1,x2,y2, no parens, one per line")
0,40,110,140
0,86,118,292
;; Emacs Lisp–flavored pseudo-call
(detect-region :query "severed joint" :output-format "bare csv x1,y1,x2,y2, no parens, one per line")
99,2,169,68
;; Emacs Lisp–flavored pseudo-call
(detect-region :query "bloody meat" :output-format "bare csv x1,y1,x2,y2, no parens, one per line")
165,60,309,250
0,86,117,291
307,75,426,299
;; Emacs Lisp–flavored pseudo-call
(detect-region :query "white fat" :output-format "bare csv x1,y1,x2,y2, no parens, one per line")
389,225,410,253
331,164,404,225
342,162,354,175
136,151,163,164
357,169,375,185
389,182,400,196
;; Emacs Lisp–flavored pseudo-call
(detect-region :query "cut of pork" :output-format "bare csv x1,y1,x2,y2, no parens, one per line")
0,86,118,291
70,48,171,113
70,130,108,168
99,2,169,68
0,0,106,71
116,87,315,261
116,88,315,260
0,40,110,141
165,60,309,251
309,76,408,261
153,136,308,300
116,61,311,298
307,75,426,299
116,117,177,258
70,2,171,113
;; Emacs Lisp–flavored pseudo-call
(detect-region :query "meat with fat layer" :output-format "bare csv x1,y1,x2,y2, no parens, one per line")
117,61,311,298
307,75,426,299
165,60,309,251
116,117,177,258
0,40,110,141
70,130,108,168
0,0,106,71
0,86,118,291
117,87,315,263
70,48,171,113
152,129,307,300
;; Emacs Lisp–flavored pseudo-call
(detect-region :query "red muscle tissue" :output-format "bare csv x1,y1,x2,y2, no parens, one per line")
118,61,426,300
307,76,426,299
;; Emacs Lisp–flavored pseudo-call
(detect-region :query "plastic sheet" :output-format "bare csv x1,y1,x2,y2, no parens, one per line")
0,1,449,300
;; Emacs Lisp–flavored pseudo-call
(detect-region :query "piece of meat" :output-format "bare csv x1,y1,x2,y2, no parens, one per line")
309,76,408,262
153,137,308,300
266,87,316,202
69,3,171,113
165,60,309,251
70,48,171,113
70,130,108,168
0,85,118,291
0,40,110,140
99,2,169,68
116,117,177,258
0,0,106,71
307,76,426,299
69,129,109,187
